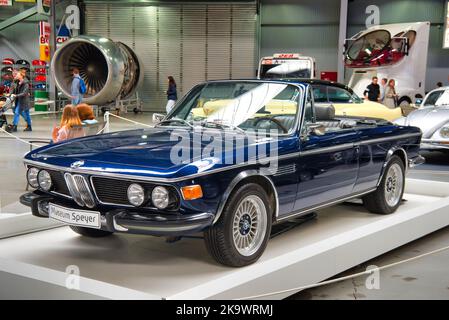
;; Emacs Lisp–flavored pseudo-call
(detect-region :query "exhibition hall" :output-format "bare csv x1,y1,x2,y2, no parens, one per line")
1,0,449,302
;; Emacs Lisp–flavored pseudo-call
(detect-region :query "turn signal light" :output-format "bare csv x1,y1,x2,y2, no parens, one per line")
181,185,203,200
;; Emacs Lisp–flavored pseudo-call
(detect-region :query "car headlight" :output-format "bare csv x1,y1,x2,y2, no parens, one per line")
151,186,169,209
37,170,52,191
127,183,145,207
27,167,40,188
440,127,449,138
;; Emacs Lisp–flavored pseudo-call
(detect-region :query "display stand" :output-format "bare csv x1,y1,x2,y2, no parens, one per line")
0,179,449,300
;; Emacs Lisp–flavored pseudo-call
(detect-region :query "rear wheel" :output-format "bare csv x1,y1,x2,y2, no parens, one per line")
204,183,272,267
70,226,113,238
363,155,405,214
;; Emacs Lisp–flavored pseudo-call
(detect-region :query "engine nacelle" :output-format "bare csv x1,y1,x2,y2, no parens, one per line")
51,35,143,105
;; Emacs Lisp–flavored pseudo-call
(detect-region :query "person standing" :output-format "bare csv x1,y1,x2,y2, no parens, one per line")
166,76,177,113
379,78,388,102
7,68,31,132
363,76,381,102
384,79,399,109
71,68,83,105
436,82,443,89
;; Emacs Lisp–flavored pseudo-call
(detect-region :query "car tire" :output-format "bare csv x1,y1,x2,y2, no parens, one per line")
362,155,405,214
204,183,272,267
398,96,412,107
69,226,113,238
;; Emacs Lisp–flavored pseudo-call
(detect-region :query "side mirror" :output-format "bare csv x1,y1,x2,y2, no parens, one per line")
152,113,165,124
308,123,326,136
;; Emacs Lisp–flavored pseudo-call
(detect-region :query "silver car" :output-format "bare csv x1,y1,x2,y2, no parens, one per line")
395,86,449,151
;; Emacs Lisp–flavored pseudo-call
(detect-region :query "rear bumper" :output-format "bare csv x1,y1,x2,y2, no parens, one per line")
408,155,425,168
20,192,215,237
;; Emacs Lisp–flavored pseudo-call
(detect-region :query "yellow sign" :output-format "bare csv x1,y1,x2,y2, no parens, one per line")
39,44,50,62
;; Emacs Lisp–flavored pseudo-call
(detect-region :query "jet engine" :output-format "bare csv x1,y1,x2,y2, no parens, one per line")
51,35,143,105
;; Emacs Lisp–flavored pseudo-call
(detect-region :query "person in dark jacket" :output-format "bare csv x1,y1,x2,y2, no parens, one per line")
363,76,381,102
7,68,31,132
166,76,178,113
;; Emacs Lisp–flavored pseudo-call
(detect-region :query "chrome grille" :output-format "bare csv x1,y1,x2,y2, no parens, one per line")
64,173,96,208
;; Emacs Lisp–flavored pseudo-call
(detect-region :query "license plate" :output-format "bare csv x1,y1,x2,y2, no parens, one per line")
48,203,101,229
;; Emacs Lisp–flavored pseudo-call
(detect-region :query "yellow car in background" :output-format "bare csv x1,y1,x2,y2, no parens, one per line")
191,80,402,122
304,79,403,122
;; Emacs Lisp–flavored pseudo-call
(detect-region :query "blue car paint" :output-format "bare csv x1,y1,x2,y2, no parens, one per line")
22,80,423,236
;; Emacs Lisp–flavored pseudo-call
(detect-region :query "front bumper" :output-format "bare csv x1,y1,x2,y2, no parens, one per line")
20,192,215,237
421,139,449,151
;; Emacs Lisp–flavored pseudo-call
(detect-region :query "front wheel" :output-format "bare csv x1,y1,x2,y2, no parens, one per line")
204,183,272,267
363,155,405,214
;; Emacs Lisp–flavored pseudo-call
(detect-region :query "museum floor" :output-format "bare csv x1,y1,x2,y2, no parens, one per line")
0,112,448,299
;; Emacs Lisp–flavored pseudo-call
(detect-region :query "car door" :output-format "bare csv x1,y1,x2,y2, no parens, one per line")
292,90,360,212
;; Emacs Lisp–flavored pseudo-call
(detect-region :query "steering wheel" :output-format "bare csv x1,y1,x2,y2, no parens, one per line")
253,116,289,133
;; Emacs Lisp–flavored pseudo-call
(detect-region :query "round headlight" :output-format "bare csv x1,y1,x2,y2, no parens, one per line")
127,183,145,206
27,167,40,188
440,127,449,138
38,170,52,191
151,186,169,209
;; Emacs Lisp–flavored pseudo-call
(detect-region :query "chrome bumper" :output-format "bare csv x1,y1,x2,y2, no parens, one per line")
408,155,425,168
421,139,449,150
20,192,215,237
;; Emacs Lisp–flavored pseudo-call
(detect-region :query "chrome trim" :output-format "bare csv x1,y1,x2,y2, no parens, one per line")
300,143,355,156
377,146,408,187
116,222,206,233
51,190,72,199
213,170,279,224
63,173,96,208
276,188,376,222
64,173,85,207
74,175,96,208
408,155,425,168
359,133,421,145
113,216,128,232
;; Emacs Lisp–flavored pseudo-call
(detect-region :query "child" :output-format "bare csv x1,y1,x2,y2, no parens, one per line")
52,105,85,142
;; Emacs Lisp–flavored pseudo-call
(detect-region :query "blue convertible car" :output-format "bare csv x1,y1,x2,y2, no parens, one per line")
21,80,423,267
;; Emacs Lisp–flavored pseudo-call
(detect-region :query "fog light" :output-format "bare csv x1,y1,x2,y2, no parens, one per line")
151,186,169,209
127,183,145,207
38,170,52,191
27,167,40,188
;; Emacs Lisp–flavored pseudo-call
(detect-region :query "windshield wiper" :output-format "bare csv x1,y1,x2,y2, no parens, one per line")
200,121,245,133
155,119,193,128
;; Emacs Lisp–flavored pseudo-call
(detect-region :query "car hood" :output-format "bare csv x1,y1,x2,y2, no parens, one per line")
25,127,291,180
404,107,449,138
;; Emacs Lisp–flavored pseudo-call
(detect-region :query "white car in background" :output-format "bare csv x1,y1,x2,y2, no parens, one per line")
394,87,449,152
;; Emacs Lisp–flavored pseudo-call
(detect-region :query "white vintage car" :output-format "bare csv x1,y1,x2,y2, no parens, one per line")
394,86,449,151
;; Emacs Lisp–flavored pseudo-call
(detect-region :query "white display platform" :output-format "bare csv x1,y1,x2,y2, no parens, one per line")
0,178,448,300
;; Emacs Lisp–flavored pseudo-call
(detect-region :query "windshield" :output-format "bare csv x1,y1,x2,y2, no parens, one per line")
346,30,391,62
312,84,363,104
164,81,301,134
423,90,447,107
260,59,311,79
